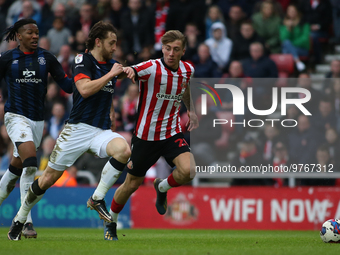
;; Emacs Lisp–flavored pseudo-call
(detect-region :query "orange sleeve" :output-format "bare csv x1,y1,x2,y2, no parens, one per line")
74,73,90,83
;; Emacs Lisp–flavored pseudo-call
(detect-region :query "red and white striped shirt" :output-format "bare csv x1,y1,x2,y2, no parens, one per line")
132,58,194,141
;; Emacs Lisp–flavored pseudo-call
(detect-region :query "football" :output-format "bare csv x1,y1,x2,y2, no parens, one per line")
320,219,340,243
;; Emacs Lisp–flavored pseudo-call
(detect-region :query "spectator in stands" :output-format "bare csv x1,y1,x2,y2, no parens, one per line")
298,144,335,186
47,101,68,140
225,5,246,42
53,3,70,27
6,0,41,26
288,115,321,165
165,0,194,33
328,79,340,132
205,22,233,72
38,36,50,51
192,43,221,78
182,23,203,62
151,0,170,54
0,0,12,18
311,98,337,134
280,4,310,72
95,0,111,21
219,60,246,112
47,17,72,55
0,122,10,158
52,0,86,13
231,134,273,185
70,30,86,54
108,0,127,31
37,136,55,171
259,123,283,164
57,45,74,78
120,83,139,133
69,3,97,38
271,141,291,187
323,60,340,94
290,73,321,115
299,0,332,64
0,101,4,125
277,0,291,12
231,21,265,61
242,42,278,78
242,42,278,111
121,0,153,65
279,105,300,136
40,0,54,36
44,82,68,121
12,0,41,26
324,127,340,169
190,98,222,167
330,0,340,44
205,5,224,39
0,143,13,171
217,0,249,20
252,0,282,54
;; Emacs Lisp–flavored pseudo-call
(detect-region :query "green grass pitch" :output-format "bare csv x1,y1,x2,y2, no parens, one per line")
0,227,338,255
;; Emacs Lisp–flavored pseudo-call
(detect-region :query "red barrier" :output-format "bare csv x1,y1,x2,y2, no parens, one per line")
131,186,340,230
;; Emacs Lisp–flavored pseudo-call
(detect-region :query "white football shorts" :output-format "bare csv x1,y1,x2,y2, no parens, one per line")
4,112,44,158
48,123,125,171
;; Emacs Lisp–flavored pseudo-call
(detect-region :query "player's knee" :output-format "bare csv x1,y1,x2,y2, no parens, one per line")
120,143,131,162
108,139,131,163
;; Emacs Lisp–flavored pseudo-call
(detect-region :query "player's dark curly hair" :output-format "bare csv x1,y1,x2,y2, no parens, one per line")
3,18,37,42
86,21,117,51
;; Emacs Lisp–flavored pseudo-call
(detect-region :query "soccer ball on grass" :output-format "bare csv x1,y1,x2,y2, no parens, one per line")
320,219,340,243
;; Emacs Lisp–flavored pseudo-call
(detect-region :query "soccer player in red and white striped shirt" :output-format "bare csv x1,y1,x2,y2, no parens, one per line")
103,30,199,240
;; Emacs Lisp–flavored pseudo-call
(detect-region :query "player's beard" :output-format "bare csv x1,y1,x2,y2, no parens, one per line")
102,48,113,62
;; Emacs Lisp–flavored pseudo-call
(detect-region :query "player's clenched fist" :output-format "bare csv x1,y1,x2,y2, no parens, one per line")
110,63,123,77
123,67,136,83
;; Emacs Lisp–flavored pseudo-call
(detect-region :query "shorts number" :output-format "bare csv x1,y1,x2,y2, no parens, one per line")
175,138,188,148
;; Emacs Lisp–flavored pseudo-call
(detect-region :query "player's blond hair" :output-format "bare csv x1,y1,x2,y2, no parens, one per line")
161,30,187,49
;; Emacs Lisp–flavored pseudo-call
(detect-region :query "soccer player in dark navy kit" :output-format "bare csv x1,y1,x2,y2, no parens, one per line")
0,18,73,239
8,21,132,241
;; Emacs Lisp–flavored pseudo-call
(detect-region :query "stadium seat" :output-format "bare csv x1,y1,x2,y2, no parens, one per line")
269,54,295,76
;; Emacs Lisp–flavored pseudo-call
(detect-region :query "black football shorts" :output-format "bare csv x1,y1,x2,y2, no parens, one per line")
126,133,190,177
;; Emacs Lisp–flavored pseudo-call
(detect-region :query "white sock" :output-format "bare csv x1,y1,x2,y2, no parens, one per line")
109,209,119,223
15,186,44,223
0,169,19,205
158,178,171,193
20,166,37,223
92,161,123,201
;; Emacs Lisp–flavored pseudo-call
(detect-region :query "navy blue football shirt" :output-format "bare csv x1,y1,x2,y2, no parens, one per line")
0,46,72,121
68,53,118,129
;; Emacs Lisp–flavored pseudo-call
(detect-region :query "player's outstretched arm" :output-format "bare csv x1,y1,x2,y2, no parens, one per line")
55,76,73,94
76,63,123,98
183,85,199,131
119,66,136,83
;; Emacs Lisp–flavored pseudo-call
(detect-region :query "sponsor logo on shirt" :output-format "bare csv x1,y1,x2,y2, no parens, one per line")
12,60,18,65
101,80,114,93
156,93,183,101
15,69,43,84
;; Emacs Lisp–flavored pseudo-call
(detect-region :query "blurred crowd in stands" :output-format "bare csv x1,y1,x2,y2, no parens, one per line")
0,0,339,186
